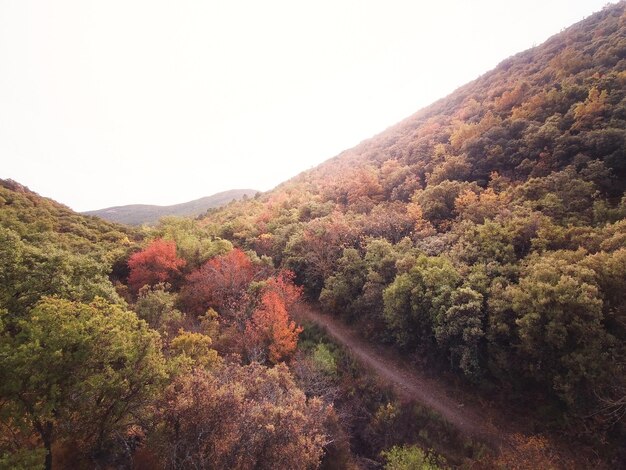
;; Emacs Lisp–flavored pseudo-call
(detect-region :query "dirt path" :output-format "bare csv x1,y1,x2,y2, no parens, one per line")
296,305,512,447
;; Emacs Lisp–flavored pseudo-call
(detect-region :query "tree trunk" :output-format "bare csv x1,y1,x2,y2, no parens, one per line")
44,441,52,470
35,420,54,470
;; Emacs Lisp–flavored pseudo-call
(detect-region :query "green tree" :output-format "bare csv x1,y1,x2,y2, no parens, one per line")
319,248,366,319
0,227,122,317
434,287,485,378
0,297,167,469
383,255,460,348
153,216,233,269
169,330,220,370
381,445,442,470
489,250,616,408
414,180,478,229
512,167,598,225
134,283,184,337
312,343,337,376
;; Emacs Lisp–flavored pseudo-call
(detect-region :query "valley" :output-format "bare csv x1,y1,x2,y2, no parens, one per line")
1,3,626,469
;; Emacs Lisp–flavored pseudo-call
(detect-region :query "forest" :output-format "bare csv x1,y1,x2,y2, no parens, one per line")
1,3,626,469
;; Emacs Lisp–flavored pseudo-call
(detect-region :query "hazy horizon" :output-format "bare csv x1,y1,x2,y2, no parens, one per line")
1,0,610,211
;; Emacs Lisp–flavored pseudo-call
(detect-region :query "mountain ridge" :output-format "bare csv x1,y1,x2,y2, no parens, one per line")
267,2,625,197
84,188,259,225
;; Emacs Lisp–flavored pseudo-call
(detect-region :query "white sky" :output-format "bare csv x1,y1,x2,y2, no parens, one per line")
0,0,610,211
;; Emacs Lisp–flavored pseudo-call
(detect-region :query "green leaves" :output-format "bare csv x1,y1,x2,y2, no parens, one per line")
383,255,460,349
489,250,617,407
0,227,123,316
0,297,167,463
381,445,442,470
434,287,485,378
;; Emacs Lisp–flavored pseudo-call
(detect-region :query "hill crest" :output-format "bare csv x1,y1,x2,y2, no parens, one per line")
84,189,259,225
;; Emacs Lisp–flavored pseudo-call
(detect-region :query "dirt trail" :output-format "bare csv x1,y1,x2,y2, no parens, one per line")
296,305,512,447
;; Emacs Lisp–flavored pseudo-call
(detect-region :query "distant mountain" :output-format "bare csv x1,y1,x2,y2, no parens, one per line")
84,189,259,225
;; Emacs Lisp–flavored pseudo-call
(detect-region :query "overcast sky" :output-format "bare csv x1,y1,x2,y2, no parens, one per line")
0,0,610,211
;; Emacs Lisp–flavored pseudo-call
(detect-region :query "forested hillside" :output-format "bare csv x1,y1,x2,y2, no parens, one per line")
199,1,626,460
0,179,140,314
0,181,336,469
1,3,626,469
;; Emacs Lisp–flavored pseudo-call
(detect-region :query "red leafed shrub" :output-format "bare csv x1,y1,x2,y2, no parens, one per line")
127,239,186,293
245,290,302,364
262,270,302,310
181,248,257,316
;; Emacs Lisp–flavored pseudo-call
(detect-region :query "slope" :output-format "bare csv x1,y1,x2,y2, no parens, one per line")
199,2,626,454
0,178,140,315
0,178,138,252
84,188,259,225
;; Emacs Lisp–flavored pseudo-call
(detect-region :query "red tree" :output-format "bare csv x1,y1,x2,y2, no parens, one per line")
245,290,302,364
127,239,186,293
262,270,302,311
182,249,257,316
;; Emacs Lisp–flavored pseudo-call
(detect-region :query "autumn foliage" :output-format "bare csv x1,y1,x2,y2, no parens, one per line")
245,290,302,364
262,270,303,310
194,5,626,461
491,434,564,470
3,4,626,469
127,239,186,293
152,364,328,470
182,248,257,315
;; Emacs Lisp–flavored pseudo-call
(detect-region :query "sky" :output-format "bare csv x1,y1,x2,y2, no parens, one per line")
0,0,611,212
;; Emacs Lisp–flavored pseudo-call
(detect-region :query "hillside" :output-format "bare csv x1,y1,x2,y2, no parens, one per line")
0,177,333,469
199,2,626,460
0,178,142,316
2,4,626,469
84,188,259,225
0,178,139,253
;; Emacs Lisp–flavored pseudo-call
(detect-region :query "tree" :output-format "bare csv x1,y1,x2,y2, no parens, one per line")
434,287,485,378
488,250,616,408
450,219,518,268
491,434,561,470
512,167,598,225
573,87,608,129
181,248,257,317
319,248,366,319
127,238,186,293
0,297,167,469
260,270,303,311
414,181,479,229
134,283,184,337
344,166,383,205
428,155,471,185
169,330,219,370
383,255,460,348
0,227,122,317
283,211,356,297
152,216,233,269
454,187,508,224
381,445,442,470
151,363,328,470
244,291,303,364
